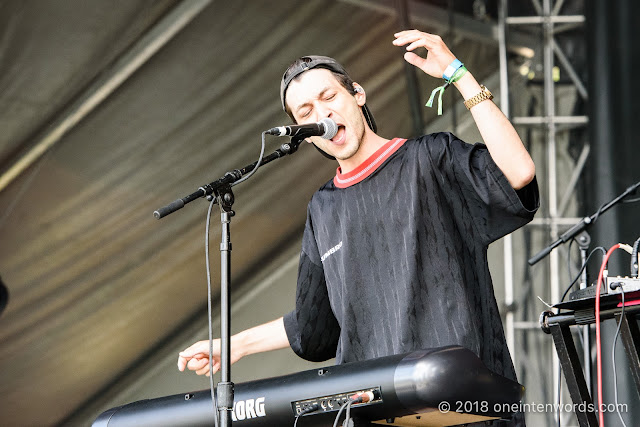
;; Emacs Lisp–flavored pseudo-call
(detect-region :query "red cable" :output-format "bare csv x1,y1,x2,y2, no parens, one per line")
595,244,621,427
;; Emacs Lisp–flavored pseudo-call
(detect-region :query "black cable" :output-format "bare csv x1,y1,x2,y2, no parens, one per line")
555,246,608,427
621,196,640,204
203,132,268,427
557,246,602,425
630,237,640,277
567,237,576,283
611,286,628,427
205,197,220,427
560,246,607,303
564,237,588,393
293,404,319,427
232,132,267,187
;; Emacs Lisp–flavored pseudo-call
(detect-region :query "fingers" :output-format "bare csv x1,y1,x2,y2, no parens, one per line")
196,362,212,376
404,40,425,52
393,29,456,78
393,30,442,49
178,354,220,376
188,357,210,371
177,340,211,371
403,52,425,69
178,353,203,371
180,340,210,357
177,339,226,376
193,359,221,376
177,356,187,371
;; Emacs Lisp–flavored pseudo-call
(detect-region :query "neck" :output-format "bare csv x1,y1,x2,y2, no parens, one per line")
337,128,389,174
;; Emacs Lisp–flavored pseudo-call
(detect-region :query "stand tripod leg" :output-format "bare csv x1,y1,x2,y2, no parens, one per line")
615,312,640,398
549,323,598,427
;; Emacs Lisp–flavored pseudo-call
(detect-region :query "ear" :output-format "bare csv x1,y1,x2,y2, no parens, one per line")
352,83,366,106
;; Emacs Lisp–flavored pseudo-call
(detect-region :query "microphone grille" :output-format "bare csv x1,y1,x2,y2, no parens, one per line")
320,118,338,140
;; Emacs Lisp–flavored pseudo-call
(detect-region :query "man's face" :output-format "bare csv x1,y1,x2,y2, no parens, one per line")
285,69,366,161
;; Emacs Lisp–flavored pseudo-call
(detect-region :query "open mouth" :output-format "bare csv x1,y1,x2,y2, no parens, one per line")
331,125,346,144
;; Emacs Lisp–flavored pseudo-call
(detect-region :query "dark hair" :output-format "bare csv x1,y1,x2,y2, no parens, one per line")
282,58,357,123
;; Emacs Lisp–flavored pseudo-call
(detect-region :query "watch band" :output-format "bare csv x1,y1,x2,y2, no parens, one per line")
464,85,494,110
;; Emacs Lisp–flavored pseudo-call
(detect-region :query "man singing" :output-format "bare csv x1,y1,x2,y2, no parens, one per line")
178,29,538,426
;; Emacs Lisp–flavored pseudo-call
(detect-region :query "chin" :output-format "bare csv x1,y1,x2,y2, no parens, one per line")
334,145,360,161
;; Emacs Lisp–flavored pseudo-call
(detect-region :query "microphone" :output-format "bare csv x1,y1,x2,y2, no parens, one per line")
266,118,338,140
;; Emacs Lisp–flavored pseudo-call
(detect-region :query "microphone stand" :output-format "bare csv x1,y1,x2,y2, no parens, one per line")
153,137,305,219
153,136,306,427
528,180,640,266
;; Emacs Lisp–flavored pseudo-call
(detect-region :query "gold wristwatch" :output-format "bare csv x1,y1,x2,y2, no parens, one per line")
464,85,493,110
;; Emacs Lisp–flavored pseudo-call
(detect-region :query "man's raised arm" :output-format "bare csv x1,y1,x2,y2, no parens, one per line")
393,29,535,190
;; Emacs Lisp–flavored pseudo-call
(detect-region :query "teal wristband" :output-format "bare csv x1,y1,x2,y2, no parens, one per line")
442,58,463,81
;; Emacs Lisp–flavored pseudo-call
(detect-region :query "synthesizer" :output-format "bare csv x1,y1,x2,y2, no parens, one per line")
93,346,524,427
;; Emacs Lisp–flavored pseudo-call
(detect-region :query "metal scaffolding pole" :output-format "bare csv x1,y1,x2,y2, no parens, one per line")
500,0,588,425
541,1,563,420
498,0,516,365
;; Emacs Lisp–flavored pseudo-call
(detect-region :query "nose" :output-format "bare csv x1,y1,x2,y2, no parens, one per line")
314,103,333,122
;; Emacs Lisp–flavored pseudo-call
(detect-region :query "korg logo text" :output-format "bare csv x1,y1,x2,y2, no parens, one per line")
231,397,266,421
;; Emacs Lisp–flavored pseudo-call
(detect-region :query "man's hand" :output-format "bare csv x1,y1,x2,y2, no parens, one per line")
177,339,243,377
177,317,290,377
393,30,456,78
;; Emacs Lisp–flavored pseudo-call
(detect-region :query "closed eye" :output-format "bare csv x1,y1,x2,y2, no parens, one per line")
299,108,312,119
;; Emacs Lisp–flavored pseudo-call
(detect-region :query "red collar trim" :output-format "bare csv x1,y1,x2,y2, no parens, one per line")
333,138,406,188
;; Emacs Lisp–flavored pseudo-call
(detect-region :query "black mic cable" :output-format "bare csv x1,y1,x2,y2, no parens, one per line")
293,403,319,427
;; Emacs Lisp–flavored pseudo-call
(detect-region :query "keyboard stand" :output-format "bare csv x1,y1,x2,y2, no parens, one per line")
540,302,640,427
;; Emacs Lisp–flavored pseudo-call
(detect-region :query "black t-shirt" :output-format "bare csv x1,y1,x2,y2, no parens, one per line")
284,132,539,382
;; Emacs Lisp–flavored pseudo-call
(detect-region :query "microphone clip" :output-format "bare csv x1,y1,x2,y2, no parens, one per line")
281,136,306,155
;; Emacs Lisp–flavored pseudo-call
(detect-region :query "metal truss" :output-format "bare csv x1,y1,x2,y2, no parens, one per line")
499,0,588,425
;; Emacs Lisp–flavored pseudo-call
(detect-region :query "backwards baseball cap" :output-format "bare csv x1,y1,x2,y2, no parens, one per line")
279,55,377,159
